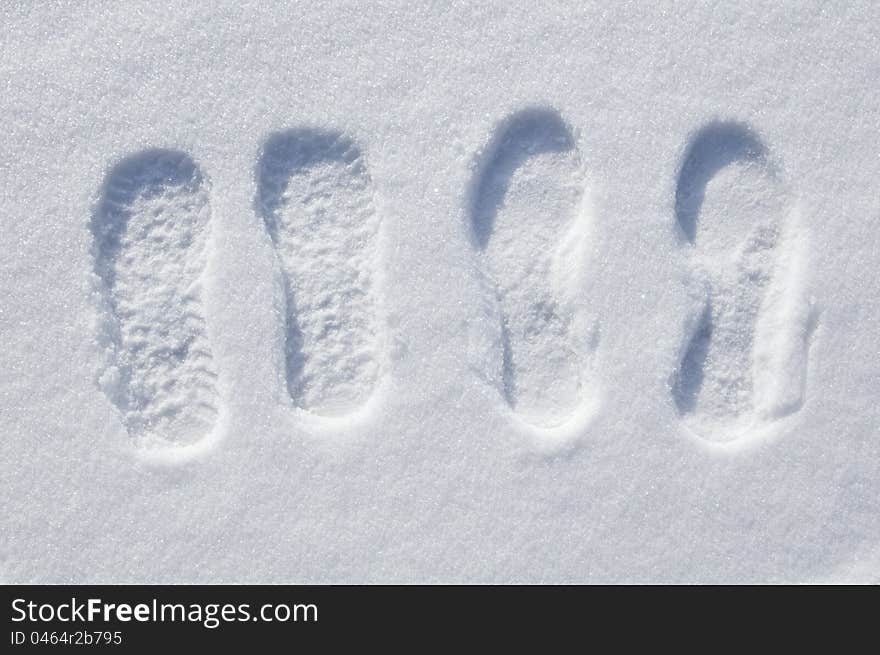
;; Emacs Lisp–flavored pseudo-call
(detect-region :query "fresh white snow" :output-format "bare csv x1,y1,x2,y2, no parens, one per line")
1,2,878,583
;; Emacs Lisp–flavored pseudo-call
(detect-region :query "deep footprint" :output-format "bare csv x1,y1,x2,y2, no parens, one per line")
470,108,590,426
91,149,218,447
257,129,381,415
672,121,807,442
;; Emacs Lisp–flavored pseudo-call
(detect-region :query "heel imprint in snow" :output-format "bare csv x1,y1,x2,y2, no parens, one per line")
469,108,596,428
672,121,813,444
257,129,382,416
91,150,219,447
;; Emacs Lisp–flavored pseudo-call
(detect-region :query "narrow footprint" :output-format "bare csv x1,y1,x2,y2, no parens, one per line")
91,149,218,447
256,129,382,416
470,108,594,427
672,121,812,443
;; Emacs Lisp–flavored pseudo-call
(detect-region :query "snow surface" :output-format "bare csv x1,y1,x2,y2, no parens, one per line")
1,2,879,583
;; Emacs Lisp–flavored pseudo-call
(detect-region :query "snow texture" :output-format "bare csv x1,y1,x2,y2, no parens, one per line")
1,1,878,583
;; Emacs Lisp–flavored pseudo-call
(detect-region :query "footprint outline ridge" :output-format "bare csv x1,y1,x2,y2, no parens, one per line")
256,128,383,418
671,120,812,445
468,107,597,431
91,148,219,448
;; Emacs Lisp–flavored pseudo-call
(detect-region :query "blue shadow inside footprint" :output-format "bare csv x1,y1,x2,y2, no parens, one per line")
92,149,202,290
469,107,575,250
256,129,360,234
673,303,712,415
674,121,767,244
